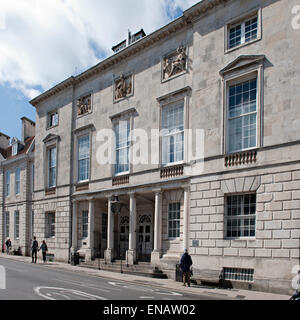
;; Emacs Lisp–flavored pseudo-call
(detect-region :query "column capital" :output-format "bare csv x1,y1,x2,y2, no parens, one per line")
129,192,136,198
183,185,190,192
153,188,162,195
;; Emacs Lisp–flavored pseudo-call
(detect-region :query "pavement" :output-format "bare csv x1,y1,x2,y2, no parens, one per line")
0,253,291,300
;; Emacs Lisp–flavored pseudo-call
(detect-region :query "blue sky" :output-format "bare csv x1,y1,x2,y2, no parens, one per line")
0,0,199,140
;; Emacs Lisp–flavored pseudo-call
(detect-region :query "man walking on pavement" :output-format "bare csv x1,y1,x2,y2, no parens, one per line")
31,237,39,263
180,249,193,287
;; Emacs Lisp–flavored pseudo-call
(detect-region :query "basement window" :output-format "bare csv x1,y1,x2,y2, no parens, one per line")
223,267,254,282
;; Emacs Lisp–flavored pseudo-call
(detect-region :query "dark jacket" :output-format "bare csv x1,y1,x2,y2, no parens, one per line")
5,240,11,247
180,253,193,272
32,240,39,251
40,243,48,253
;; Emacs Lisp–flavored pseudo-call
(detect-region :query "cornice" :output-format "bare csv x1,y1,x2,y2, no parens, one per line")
29,0,227,108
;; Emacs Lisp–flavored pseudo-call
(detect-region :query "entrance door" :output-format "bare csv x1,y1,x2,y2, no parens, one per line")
138,215,152,262
119,216,129,259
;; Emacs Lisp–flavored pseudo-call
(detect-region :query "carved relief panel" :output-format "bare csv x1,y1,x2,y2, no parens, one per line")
162,46,187,80
77,94,92,117
114,74,133,101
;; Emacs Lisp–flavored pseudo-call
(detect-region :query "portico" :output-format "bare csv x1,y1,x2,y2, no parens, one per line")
71,185,190,266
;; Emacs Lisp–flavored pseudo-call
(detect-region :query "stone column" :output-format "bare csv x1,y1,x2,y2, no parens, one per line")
86,199,94,261
71,201,78,252
151,190,162,266
126,193,137,265
183,187,190,252
105,197,114,262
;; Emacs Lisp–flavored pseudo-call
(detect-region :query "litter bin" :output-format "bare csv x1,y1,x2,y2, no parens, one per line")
70,252,80,266
176,264,183,282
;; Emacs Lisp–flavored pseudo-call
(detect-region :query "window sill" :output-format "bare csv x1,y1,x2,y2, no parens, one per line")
46,124,59,131
114,171,130,177
225,37,261,54
225,237,256,241
45,188,56,196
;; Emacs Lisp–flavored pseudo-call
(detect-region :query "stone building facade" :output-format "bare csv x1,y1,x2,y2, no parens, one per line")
2,0,296,295
0,118,35,256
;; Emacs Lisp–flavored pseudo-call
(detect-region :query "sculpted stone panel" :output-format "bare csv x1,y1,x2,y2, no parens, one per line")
77,95,92,117
114,74,133,101
163,46,187,80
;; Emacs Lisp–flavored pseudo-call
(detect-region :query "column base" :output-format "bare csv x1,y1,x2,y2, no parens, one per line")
104,249,114,262
126,249,136,265
151,250,162,267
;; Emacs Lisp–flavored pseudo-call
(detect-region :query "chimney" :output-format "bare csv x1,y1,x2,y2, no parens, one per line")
0,132,10,149
21,117,35,142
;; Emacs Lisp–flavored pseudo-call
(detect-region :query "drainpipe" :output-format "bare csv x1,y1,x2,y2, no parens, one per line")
68,77,76,264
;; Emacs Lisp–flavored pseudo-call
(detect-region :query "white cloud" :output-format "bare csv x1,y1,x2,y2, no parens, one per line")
0,0,199,100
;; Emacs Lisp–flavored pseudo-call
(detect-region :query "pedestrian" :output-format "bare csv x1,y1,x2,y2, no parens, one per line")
39,240,48,263
5,239,11,255
31,236,39,263
180,249,193,287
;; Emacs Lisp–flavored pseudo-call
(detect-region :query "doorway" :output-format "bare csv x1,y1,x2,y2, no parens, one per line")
137,214,152,262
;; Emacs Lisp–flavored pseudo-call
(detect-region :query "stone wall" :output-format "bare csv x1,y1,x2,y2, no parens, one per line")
33,198,71,262
189,163,300,294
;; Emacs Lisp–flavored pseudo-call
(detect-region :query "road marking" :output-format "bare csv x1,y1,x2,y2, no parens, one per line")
54,279,111,292
34,287,107,300
108,281,183,296
140,296,155,299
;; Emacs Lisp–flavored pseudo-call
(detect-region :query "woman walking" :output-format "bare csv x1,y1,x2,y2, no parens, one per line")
39,240,48,263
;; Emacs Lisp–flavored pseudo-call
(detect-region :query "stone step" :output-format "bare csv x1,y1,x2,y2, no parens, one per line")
80,261,168,279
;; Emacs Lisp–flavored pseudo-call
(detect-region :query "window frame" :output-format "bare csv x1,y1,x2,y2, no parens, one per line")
114,118,131,176
222,62,264,156
45,212,56,238
77,134,90,183
167,202,181,240
224,8,262,53
5,211,10,239
47,110,59,129
81,210,89,239
47,146,57,189
226,75,258,154
225,193,257,240
5,170,10,197
161,101,185,167
14,210,20,240
15,167,21,195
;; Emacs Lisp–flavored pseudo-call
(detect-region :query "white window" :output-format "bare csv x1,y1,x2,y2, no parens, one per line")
227,77,257,153
226,194,256,238
168,202,181,239
228,15,258,50
5,171,10,197
46,212,55,238
15,168,20,195
48,111,58,128
115,120,130,175
82,211,88,239
78,135,90,182
14,211,20,239
12,143,18,156
5,212,10,238
161,102,184,165
48,147,56,188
